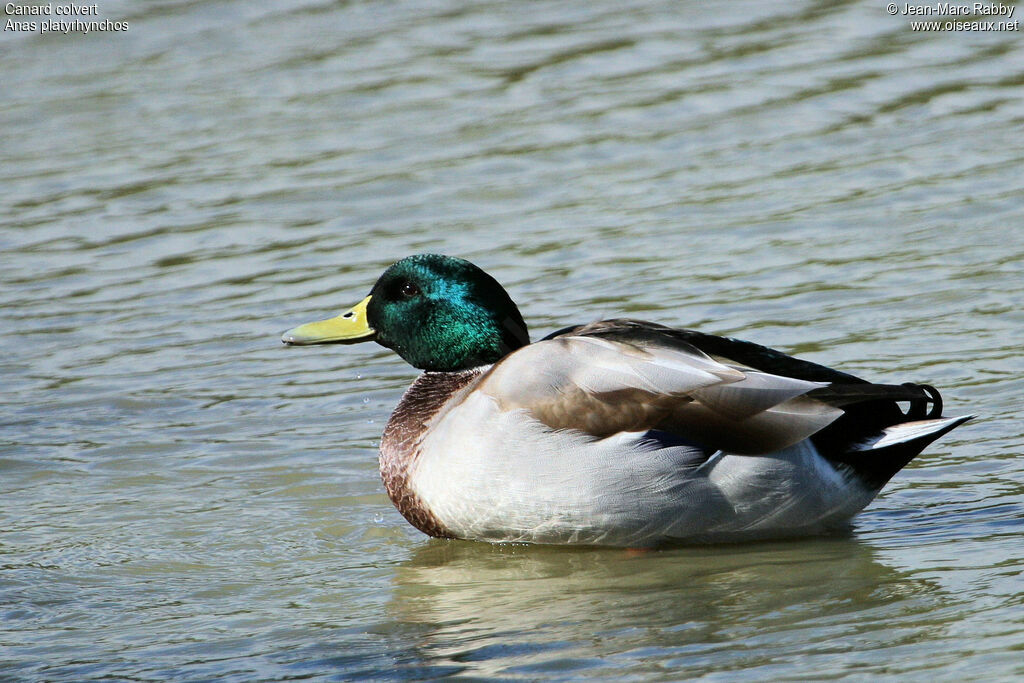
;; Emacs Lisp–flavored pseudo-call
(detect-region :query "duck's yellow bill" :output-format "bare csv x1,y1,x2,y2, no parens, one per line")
281,295,376,345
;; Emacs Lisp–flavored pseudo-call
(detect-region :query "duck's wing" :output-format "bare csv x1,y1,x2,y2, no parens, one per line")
526,319,966,483
476,332,844,454
542,319,867,384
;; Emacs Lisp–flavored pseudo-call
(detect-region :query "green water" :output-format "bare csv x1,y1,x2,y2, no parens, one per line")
2,0,1022,679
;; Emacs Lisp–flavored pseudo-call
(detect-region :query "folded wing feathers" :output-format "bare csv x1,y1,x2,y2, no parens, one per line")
689,371,830,421
562,336,743,396
482,336,837,444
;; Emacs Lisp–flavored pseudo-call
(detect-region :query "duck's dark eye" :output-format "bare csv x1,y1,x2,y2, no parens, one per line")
399,281,421,298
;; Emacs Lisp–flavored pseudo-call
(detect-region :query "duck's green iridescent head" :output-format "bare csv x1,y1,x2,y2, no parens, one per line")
282,254,530,371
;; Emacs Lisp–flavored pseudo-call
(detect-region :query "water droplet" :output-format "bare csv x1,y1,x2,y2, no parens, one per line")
362,397,370,404
373,512,384,524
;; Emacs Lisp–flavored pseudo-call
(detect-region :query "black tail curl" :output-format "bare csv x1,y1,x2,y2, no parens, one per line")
902,382,943,419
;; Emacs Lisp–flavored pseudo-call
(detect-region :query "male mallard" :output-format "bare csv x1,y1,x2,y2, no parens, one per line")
282,254,970,547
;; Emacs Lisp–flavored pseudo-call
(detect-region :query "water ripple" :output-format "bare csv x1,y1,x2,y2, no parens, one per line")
2,0,1022,679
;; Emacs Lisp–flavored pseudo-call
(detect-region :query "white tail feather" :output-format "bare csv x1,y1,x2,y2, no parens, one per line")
860,416,972,450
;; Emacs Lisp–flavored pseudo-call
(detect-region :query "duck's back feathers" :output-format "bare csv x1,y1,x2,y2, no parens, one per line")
537,319,964,489
477,330,844,454
543,319,868,384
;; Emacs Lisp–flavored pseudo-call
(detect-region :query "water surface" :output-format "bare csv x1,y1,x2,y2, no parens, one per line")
2,0,1022,679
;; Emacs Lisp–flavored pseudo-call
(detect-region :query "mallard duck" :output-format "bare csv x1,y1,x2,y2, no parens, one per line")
282,254,971,547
